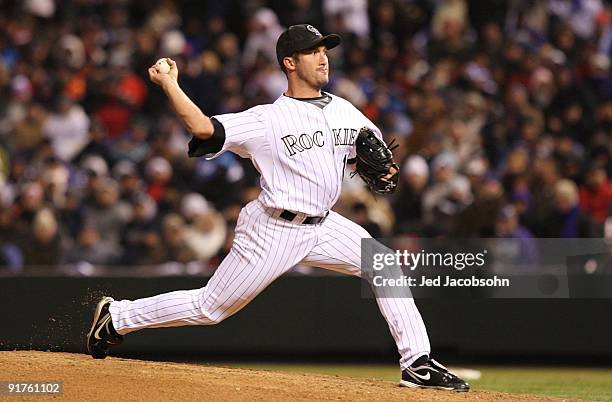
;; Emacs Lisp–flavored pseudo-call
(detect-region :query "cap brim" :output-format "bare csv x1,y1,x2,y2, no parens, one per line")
320,34,341,50
299,33,342,52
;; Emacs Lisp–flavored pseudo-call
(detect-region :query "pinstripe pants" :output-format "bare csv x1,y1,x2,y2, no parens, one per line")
109,200,431,368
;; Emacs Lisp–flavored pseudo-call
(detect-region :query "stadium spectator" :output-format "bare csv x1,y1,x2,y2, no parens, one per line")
579,165,612,224
494,204,539,269
82,177,130,256
12,182,46,236
422,153,473,235
145,156,173,203
351,201,382,239
181,193,227,263
280,0,324,32
121,192,164,265
242,8,284,70
10,103,45,154
65,224,121,266
42,97,90,162
323,0,368,39
20,208,62,267
539,179,598,237
455,178,505,237
161,213,197,264
393,155,429,234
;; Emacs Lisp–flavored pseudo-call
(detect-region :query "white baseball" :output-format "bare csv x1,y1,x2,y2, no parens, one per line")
155,58,171,74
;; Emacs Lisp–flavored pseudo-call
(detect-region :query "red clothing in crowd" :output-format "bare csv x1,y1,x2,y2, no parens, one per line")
579,181,612,223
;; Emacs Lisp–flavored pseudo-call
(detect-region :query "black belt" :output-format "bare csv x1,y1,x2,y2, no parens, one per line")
279,210,328,225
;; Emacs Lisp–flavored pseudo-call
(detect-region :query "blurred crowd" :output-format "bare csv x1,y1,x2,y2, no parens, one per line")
0,0,610,271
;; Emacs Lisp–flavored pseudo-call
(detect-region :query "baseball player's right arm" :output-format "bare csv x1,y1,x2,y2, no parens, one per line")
148,58,214,139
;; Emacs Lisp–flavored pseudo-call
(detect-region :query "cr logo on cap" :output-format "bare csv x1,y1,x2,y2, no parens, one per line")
306,25,321,36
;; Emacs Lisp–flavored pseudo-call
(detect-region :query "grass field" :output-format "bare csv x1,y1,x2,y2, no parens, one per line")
227,363,612,401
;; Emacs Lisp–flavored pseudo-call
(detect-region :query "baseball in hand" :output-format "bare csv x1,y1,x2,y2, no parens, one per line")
155,58,171,74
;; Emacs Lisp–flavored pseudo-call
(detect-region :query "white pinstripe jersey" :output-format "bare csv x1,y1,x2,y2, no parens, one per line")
209,93,382,216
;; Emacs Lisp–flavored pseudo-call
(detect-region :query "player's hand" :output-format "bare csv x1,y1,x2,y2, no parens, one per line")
148,58,179,87
381,165,398,181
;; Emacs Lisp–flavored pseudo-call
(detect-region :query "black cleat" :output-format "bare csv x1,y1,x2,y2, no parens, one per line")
400,356,470,391
86,296,123,359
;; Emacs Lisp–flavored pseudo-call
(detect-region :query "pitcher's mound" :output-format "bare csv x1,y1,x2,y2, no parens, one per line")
1,351,559,401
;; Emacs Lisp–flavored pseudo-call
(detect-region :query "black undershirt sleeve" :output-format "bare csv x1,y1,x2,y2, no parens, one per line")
187,117,226,157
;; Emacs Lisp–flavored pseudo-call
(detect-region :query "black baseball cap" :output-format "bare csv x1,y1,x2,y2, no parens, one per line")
276,24,341,67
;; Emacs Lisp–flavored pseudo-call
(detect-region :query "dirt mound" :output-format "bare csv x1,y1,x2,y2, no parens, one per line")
1,351,561,401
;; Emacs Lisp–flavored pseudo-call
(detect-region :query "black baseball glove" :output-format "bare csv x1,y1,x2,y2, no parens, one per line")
351,127,400,194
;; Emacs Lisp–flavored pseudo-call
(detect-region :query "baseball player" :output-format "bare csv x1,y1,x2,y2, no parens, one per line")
87,24,469,391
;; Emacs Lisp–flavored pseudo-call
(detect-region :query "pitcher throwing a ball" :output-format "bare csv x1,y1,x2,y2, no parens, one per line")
86,24,469,391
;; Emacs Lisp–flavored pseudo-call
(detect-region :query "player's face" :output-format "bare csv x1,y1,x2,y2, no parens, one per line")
294,45,329,89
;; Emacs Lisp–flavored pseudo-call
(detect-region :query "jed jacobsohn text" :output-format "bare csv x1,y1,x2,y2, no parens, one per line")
372,250,487,271
373,275,510,288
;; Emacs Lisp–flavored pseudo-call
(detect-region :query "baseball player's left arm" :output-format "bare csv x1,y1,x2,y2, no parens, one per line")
348,158,397,180
350,119,398,181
